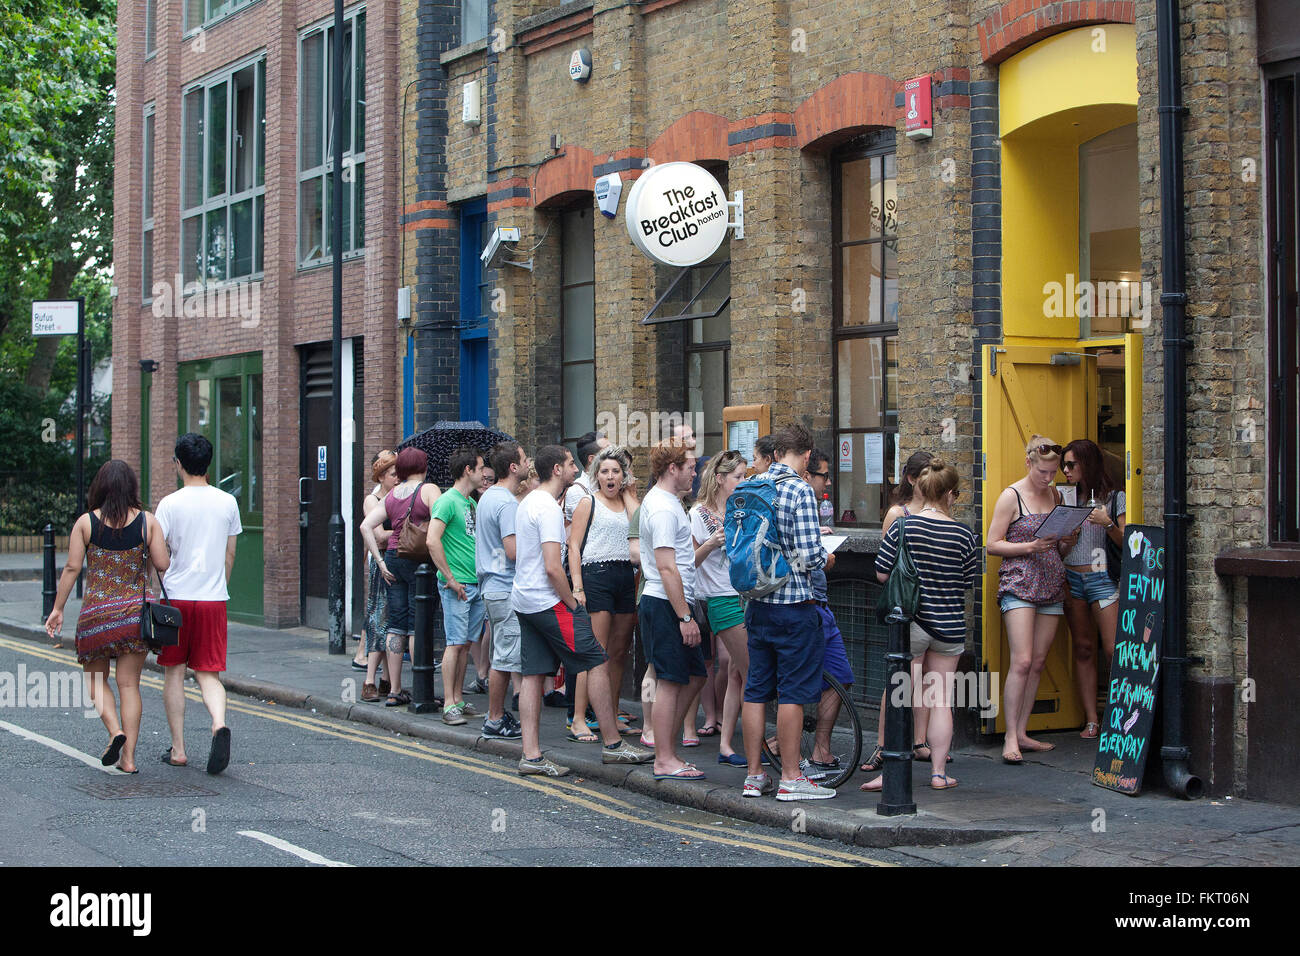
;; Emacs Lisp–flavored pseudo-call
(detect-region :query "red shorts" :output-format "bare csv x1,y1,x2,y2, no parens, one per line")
157,600,228,672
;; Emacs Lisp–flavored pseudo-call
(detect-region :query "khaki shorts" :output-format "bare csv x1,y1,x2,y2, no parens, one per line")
483,594,521,674
909,623,964,658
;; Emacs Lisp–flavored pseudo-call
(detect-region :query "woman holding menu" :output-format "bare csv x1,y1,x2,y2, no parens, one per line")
986,436,1076,764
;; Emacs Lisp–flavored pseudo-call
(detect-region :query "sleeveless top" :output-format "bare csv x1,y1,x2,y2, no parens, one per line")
996,488,1066,604
384,483,430,553
74,511,151,665
581,494,633,564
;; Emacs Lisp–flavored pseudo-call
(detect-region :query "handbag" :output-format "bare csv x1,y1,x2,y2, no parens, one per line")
396,482,432,563
139,518,182,653
876,513,921,623
1103,492,1122,584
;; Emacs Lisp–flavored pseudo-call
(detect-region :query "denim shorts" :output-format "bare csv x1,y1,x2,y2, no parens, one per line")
998,594,1064,616
581,561,637,615
383,552,422,634
438,581,486,646
1065,568,1119,608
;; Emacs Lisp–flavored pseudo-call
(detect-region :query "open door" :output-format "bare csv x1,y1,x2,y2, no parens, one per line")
1123,332,1143,523
981,344,1089,733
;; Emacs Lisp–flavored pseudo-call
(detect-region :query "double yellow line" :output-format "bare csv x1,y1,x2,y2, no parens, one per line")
0,634,890,866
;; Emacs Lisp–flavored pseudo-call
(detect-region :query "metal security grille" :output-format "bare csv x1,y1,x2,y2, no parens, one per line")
71,779,218,800
827,576,888,708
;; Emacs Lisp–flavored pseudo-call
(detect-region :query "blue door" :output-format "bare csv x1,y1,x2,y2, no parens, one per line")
460,200,491,424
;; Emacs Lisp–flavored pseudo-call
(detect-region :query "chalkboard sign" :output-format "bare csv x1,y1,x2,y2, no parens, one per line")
1092,524,1165,795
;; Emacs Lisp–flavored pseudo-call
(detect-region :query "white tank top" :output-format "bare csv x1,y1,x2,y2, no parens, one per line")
580,495,632,564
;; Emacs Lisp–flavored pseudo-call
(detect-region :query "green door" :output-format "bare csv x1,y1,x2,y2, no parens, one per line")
176,353,264,624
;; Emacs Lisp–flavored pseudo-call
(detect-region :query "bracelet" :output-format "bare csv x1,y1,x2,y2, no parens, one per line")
574,587,585,593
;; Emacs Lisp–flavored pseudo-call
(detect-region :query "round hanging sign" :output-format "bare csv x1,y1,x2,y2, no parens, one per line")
624,162,729,267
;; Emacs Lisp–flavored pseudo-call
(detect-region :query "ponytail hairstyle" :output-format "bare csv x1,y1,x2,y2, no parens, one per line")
892,449,935,505
915,457,960,505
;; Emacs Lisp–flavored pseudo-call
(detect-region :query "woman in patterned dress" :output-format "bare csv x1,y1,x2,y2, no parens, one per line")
358,450,399,702
44,460,170,773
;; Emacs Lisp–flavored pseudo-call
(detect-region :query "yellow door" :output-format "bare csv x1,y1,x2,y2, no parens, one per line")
1123,332,1143,523
981,344,1088,733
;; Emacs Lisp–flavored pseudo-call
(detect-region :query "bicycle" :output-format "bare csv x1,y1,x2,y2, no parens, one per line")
758,671,862,789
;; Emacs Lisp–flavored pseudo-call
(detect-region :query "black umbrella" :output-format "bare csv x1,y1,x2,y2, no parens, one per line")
397,420,515,488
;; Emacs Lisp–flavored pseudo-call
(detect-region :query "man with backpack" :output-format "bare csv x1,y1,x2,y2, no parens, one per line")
732,424,835,801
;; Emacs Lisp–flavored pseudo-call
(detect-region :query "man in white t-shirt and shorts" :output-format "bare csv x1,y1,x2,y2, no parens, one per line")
155,433,242,775
511,445,652,776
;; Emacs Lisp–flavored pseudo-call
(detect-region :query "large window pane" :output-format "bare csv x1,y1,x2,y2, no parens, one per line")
837,336,884,429
143,111,155,219
185,0,202,32
182,88,205,209
835,430,895,525
462,0,488,45
840,158,875,241
207,82,227,199
562,284,595,361
882,242,899,325
354,13,366,153
354,164,365,250
300,178,323,262
254,195,264,274
230,198,254,279
301,32,324,173
142,228,153,300
563,364,596,444
187,379,212,434
206,208,228,282
256,60,266,186
562,207,594,284
688,349,727,458
218,377,246,506
842,244,883,326
182,215,203,286
880,153,898,234
232,66,257,194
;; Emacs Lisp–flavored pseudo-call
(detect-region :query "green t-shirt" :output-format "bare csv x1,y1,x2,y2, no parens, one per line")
429,488,477,584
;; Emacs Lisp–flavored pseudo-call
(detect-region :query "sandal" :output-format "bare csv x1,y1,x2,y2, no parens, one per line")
697,723,719,738
860,745,883,773
682,736,700,748
1080,722,1100,739
101,734,127,767
566,722,599,743
385,691,412,707
930,773,958,790
913,741,953,763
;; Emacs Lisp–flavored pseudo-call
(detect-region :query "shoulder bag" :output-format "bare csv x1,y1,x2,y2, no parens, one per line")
1103,491,1122,584
139,516,182,652
396,482,432,564
876,513,921,623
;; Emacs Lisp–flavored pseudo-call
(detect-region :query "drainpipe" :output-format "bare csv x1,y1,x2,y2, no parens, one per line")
1156,0,1203,799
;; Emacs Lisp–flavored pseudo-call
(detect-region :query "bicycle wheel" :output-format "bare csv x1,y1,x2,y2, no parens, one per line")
759,672,862,789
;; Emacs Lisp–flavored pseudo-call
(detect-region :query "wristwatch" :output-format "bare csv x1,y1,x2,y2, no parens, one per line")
678,613,693,624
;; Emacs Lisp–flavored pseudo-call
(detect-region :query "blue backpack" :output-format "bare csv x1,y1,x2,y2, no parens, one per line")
724,473,800,599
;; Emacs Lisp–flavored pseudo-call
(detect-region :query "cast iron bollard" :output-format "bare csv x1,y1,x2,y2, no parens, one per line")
41,523,57,621
409,562,440,713
876,608,917,816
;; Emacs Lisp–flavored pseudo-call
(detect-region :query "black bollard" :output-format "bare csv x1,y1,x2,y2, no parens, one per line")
876,608,916,816
41,523,56,622
408,563,441,713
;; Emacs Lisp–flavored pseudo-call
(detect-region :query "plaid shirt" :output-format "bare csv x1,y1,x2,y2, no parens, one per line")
758,463,826,604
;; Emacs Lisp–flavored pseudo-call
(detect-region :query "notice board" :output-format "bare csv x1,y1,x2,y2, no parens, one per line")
1092,524,1166,795
723,404,770,466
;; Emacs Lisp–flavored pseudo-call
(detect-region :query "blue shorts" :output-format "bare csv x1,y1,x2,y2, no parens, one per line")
999,594,1064,616
439,581,486,646
817,605,854,689
1065,569,1119,608
743,601,825,706
639,595,707,685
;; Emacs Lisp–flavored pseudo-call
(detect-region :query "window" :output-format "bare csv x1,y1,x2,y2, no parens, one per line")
682,240,731,458
462,0,489,46
1079,123,1141,336
143,104,155,301
1266,64,1300,542
145,0,157,56
561,205,596,446
184,0,261,34
832,135,898,527
298,8,367,267
180,57,266,286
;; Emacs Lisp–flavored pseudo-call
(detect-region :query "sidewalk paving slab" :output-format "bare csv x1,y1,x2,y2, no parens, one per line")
2,596,1297,859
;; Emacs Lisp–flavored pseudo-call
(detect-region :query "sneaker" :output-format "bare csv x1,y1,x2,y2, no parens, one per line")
481,716,522,740
442,704,467,726
501,710,521,732
601,742,654,764
543,691,566,708
469,678,490,695
518,755,569,777
360,682,381,703
743,773,775,798
776,775,837,801
460,701,480,717
800,757,839,782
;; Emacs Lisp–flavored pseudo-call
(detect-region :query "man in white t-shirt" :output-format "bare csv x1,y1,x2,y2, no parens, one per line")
511,444,652,777
155,433,242,775
638,438,708,781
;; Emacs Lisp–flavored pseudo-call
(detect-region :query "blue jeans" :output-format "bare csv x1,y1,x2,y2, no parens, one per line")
383,552,422,634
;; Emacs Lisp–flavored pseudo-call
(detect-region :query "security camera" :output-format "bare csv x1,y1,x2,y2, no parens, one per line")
480,226,521,270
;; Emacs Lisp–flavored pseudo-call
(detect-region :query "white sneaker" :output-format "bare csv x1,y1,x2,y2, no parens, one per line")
742,772,775,798
776,775,837,801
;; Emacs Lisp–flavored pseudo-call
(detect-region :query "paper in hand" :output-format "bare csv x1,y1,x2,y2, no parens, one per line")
1032,504,1094,540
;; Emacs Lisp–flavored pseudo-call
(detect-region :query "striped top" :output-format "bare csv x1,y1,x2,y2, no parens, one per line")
874,513,979,643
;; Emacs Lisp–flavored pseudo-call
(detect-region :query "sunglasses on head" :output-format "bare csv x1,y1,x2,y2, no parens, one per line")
1032,444,1064,458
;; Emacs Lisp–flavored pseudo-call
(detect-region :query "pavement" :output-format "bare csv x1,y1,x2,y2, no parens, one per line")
3,555,1297,862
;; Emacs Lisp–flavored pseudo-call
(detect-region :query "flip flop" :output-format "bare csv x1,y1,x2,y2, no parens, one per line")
1080,722,1100,739
697,723,719,737
639,735,655,749
930,773,958,790
565,723,599,743
101,734,126,767
206,727,231,776
681,736,700,748
119,768,140,775
160,747,187,767
653,765,706,781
